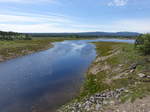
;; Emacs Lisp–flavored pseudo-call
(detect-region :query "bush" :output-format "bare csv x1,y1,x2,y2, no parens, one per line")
135,34,150,55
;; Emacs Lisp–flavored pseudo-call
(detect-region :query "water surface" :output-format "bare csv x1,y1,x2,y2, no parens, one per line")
0,39,134,112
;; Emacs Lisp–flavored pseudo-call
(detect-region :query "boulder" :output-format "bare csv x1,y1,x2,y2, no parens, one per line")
138,73,146,78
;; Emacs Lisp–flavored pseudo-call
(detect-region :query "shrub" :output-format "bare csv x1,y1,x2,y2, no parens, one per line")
135,34,150,55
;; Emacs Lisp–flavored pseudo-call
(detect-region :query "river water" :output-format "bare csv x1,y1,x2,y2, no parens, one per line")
0,39,134,112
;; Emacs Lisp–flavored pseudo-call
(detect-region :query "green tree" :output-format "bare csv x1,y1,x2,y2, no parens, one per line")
135,34,150,55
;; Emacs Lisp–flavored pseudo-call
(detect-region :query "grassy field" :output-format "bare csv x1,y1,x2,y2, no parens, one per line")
79,42,150,102
0,37,76,62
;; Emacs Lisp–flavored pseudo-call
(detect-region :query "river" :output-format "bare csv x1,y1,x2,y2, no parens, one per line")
0,39,134,112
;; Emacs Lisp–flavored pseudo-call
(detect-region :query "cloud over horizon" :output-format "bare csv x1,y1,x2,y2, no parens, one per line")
108,0,128,6
0,12,149,33
0,0,55,2
0,0,149,33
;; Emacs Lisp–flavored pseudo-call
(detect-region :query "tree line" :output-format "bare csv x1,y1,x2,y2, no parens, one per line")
0,31,32,40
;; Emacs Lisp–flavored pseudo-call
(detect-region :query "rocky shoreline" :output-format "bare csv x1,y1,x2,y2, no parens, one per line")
58,88,128,112
58,42,150,112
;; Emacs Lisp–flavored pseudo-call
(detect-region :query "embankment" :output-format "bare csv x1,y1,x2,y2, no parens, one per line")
58,42,150,112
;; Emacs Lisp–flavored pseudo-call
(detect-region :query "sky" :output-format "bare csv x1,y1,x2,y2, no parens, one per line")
0,0,150,33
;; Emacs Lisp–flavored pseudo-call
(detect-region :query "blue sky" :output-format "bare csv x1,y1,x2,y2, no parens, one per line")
0,0,150,33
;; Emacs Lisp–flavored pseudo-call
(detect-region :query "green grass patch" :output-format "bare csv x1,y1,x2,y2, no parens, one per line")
79,41,150,102
0,37,77,61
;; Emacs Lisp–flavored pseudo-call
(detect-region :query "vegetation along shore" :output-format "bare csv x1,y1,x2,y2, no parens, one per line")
0,38,60,62
0,31,79,62
58,34,150,112
0,31,138,63
0,30,150,111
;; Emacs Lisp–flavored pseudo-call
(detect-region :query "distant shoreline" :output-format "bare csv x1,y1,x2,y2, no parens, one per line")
0,40,52,62
0,37,74,63
0,38,134,63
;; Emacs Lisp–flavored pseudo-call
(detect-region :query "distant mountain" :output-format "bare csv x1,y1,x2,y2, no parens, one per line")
28,32,141,37
115,32,141,36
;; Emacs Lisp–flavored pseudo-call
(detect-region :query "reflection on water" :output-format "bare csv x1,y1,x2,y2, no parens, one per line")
0,39,134,112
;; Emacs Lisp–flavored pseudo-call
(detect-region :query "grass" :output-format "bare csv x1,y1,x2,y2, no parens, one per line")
80,72,110,98
79,41,150,102
0,37,77,61
0,37,105,62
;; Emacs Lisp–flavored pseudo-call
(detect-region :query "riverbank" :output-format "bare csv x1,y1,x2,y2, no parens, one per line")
0,37,76,62
58,42,150,112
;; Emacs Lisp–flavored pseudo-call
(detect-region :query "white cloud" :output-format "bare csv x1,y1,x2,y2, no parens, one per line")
0,14,38,23
0,0,57,4
0,13,75,32
0,12,86,33
0,23,101,33
94,19,150,33
115,19,150,33
0,23,68,33
0,14,72,23
0,0,20,2
0,12,150,33
108,0,128,6
1,18,150,33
